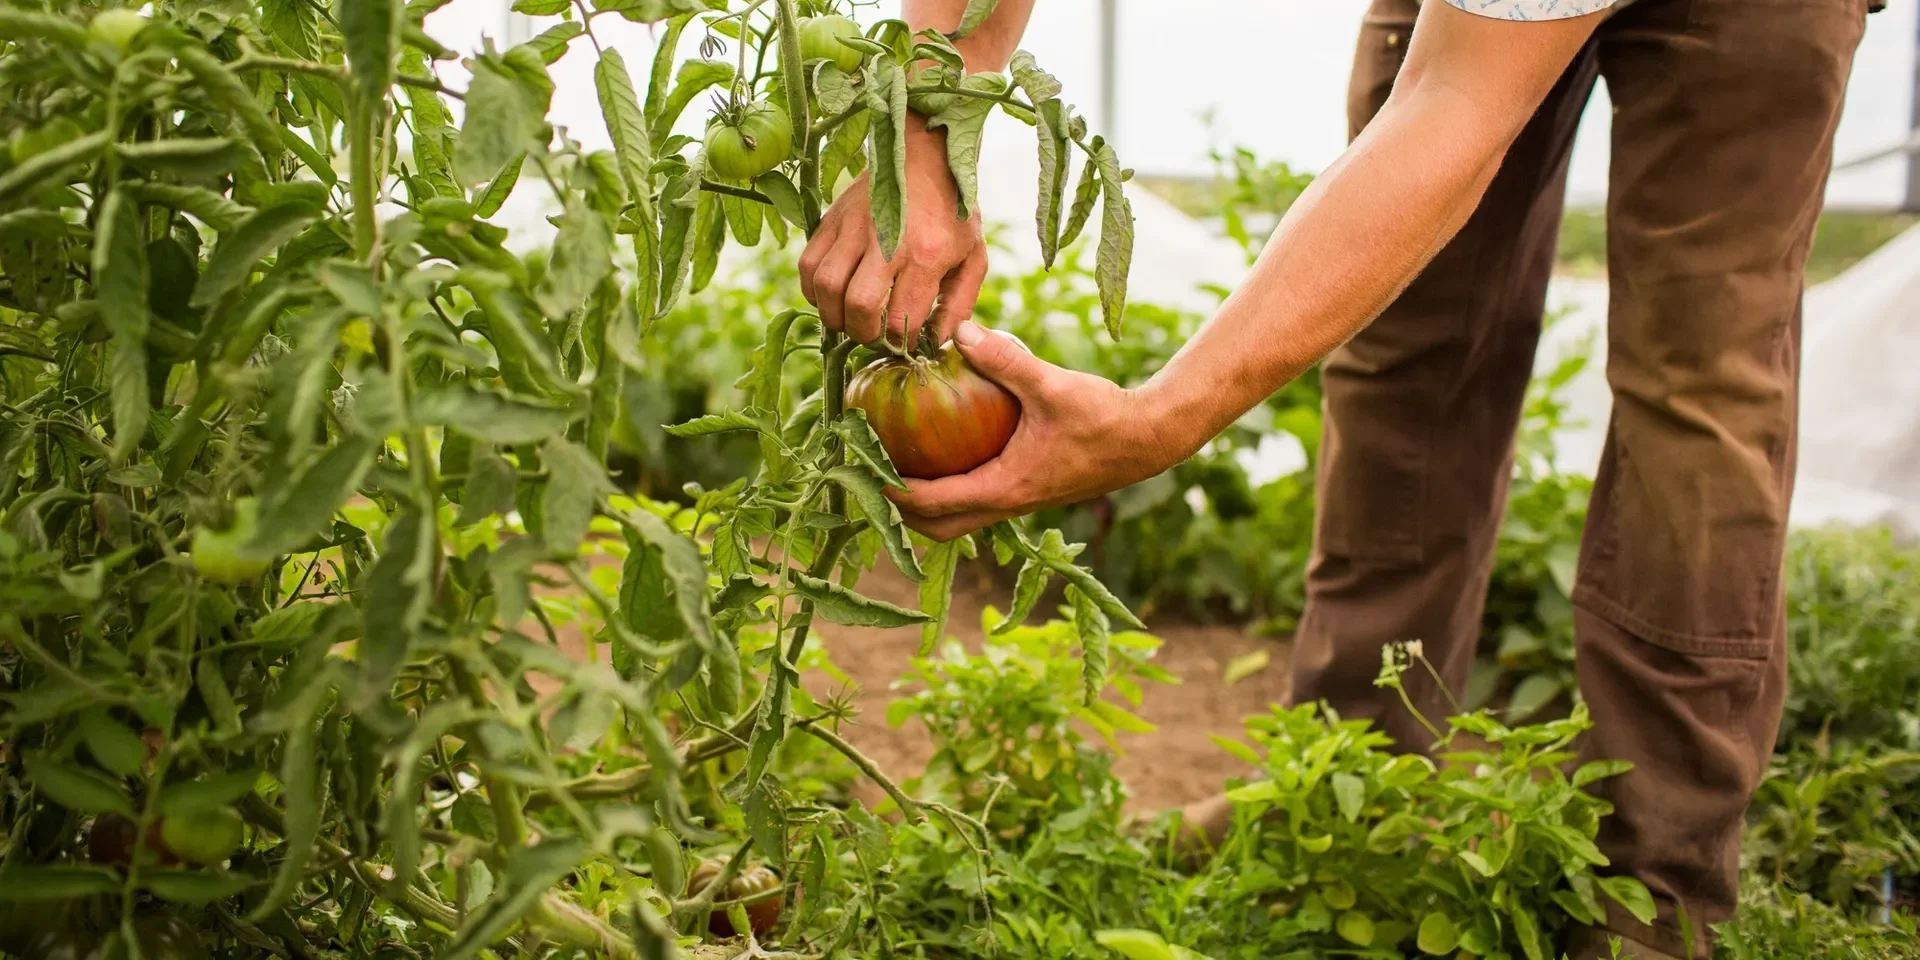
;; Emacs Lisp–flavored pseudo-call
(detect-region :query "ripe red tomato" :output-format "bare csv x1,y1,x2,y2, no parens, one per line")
685,859,784,938
846,343,1020,480
87,813,177,868
704,102,792,180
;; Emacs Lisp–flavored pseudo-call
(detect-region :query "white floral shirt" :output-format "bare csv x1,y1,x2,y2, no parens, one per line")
1444,0,1617,19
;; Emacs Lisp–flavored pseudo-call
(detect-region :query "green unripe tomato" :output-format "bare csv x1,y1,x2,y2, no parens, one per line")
703,102,792,180
88,9,149,54
190,498,270,584
798,15,863,73
159,807,245,865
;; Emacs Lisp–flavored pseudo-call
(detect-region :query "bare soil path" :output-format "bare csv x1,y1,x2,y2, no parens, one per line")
799,560,1295,815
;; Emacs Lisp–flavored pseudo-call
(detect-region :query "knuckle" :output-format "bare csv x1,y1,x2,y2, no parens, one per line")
847,291,883,319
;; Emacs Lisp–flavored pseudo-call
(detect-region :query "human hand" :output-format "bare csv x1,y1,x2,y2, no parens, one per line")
885,321,1185,541
798,114,987,348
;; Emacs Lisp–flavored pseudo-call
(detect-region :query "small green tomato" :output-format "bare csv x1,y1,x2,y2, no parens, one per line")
190,498,270,584
88,9,149,54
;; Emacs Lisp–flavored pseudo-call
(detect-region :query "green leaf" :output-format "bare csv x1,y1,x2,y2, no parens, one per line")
92,189,149,462
176,48,284,160
1222,648,1269,686
1417,912,1459,955
0,7,89,45
690,190,725,294
793,573,930,628
722,192,762,246
143,870,257,905
536,205,614,317
1458,849,1494,877
455,59,543,186
865,56,908,259
249,437,377,557
473,154,524,218
650,59,733,151
456,450,518,526
646,15,691,124
917,538,963,655
1031,98,1069,266
541,438,613,554
654,170,699,318
78,708,146,778
124,183,251,232
442,839,589,960
263,0,321,58
1336,911,1375,947
1093,929,1176,960
820,107,870,194
949,0,1000,39
1506,673,1564,723
1599,874,1657,925
157,771,262,817
1071,587,1111,705
1331,771,1365,823
755,170,808,229
0,132,107,207
665,407,775,438
1093,140,1133,340
1059,145,1099,250
118,137,247,177
595,47,652,199
523,21,585,63
360,508,433,697
1048,553,1145,630
826,465,922,581
24,752,133,815
814,61,859,115
919,75,1003,222
833,409,906,490
416,384,577,444
193,203,322,307
1572,758,1634,789
623,509,716,651
993,558,1047,636
341,0,402,106
247,675,331,922
0,866,122,903
512,0,569,12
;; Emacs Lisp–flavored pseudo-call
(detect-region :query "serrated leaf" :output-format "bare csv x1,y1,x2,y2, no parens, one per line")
523,21,584,63
0,132,108,208
623,508,715,651
755,171,807,229
596,47,652,200
442,839,589,960
690,189,725,293
649,59,733,151
536,204,613,317
665,407,775,438
865,57,908,258
78,708,146,778
24,752,132,815
653,170,699,317
1059,145,1099,250
793,573,929,628
193,203,321,307
456,450,517,526
360,508,432,698
416,384,577,444
118,137,246,177
814,61,859,115
948,0,999,39
92,189,149,462
826,465,921,581
455,59,543,186
0,866,122,903
832,409,906,489
124,183,252,232
1032,100,1069,266
820,107,869,194
919,75,1002,222
177,48,283,160
249,436,377,557
916,538,963,655
1093,140,1133,340
473,154,523,218
993,558,1047,635
1071,587,1111,705
540,438,613,554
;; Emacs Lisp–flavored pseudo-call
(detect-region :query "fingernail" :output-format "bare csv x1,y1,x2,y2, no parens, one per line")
955,321,984,347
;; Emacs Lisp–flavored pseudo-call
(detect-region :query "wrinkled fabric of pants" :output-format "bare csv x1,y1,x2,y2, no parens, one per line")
1290,0,1868,954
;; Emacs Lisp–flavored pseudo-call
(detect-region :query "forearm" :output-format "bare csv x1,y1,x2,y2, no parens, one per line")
904,0,1036,72
1140,84,1526,458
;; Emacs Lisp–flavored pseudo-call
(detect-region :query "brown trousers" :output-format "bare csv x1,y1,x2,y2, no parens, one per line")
1288,0,1867,953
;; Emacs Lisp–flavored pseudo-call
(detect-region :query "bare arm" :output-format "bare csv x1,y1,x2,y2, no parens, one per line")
891,3,1604,539
906,0,1036,72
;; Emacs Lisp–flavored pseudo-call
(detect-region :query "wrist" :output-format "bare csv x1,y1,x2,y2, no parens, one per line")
1127,379,1205,472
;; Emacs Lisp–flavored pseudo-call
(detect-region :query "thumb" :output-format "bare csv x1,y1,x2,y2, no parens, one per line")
952,321,1047,396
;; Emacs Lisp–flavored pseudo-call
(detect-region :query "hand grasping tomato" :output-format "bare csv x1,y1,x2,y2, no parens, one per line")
882,322,1189,541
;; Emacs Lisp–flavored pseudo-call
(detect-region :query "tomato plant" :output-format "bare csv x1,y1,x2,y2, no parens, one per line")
846,342,1020,480
686,858,785,937
0,0,1137,955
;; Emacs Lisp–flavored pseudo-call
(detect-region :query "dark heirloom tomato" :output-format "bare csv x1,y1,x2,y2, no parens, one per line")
686,859,784,938
846,344,1020,480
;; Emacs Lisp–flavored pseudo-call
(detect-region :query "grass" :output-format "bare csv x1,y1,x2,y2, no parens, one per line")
1135,174,1916,283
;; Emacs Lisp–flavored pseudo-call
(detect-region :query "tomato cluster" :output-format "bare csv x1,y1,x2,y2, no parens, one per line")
88,808,245,868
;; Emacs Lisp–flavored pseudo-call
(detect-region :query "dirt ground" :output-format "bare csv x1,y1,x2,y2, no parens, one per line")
799,560,1296,815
